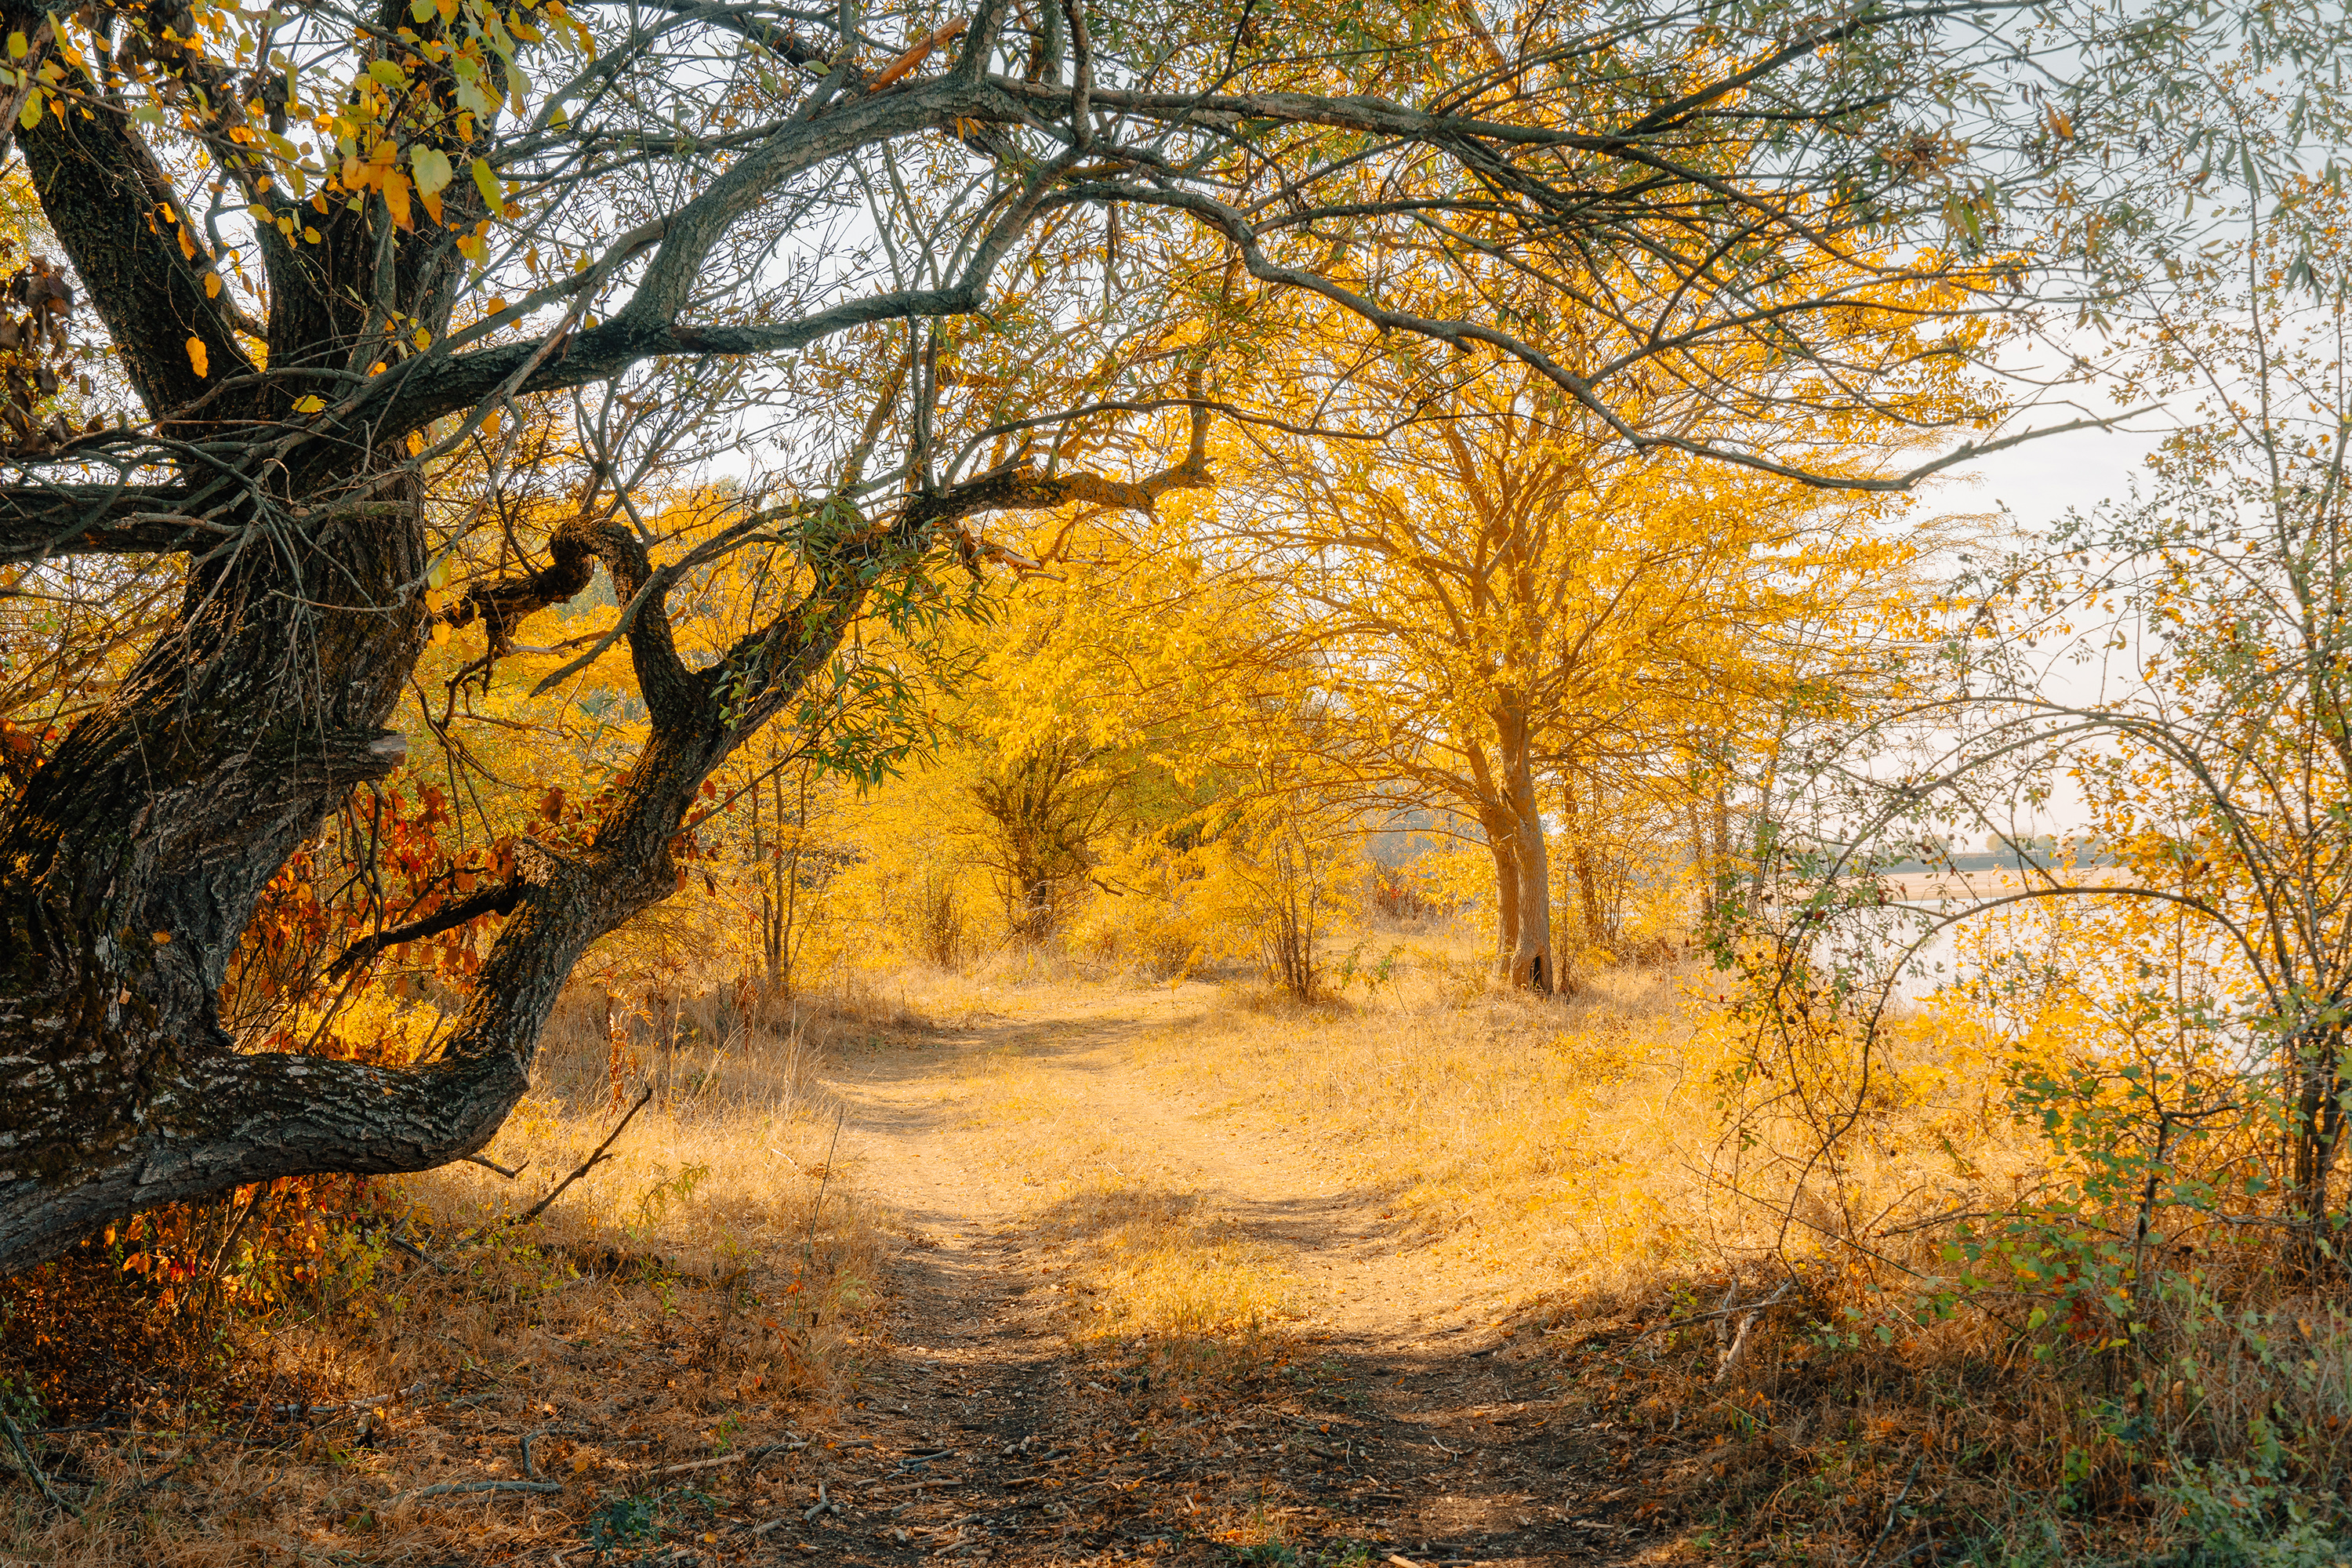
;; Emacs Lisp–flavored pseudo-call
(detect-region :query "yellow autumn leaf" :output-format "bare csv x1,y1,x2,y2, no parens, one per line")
185,337,209,378
203,272,222,298
383,169,413,230
291,394,326,413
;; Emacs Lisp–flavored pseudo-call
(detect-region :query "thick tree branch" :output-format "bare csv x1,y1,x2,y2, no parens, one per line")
10,31,254,420
0,484,227,561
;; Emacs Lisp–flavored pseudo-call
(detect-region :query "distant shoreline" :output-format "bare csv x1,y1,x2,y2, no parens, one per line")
1881,866,2139,902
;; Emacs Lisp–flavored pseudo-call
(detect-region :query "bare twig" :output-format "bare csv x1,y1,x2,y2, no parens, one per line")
463,1154,531,1179
800,1102,846,1272
264,1378,436,1418
1592,1279,1798,1347
469,1087,654,1240
1715,1306,1765,1385
1863,1451,1929,1566
387,1232,452,1273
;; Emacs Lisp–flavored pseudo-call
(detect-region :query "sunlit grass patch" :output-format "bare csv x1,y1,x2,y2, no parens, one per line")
1131,960,1715,1299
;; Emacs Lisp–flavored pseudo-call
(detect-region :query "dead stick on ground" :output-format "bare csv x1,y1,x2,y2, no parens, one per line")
1863,1450,1928,1566
469,1087,653,1241
648,1438,806,1478
401,1478,564,1502
387,1232,452,1273
1560,1279,1797,1347
0,1410,78,1519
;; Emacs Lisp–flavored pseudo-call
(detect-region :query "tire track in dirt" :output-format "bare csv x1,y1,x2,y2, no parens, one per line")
775,989,1667,1568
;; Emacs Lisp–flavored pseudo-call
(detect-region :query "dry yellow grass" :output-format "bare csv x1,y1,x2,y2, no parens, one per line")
0,985,892,1566
1129,962,1733,1301
1117,949,2045,1315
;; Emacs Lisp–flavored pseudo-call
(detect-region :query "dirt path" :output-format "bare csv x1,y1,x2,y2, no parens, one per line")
776,986,1664,1568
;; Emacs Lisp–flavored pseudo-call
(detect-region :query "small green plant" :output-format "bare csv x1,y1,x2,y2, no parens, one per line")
0,1374,44,1428
586,1494,659,1552
2156,1457,2350,1567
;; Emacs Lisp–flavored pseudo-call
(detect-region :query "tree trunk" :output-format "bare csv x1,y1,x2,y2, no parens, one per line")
0,499,880,1272
1690,799,1716,927
1483,806,1522,980
1573,841,1606,946
1500,704,1552,994
1560,769,1606,946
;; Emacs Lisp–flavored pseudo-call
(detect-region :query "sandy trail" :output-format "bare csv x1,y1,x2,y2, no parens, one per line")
836,986,1504,1345
771,985,1658,1568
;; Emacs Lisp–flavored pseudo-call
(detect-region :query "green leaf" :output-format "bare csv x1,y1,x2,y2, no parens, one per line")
470,157,501,207
368,58,407,89
411,144,452,198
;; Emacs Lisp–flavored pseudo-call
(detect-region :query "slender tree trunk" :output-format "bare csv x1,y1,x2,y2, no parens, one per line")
1711,785,1733,906
1690,798,1715,927
776,768,804,996
1485,813,1521,978
1501,705,1551,994
2292,1024,2346,1273
1560,769,1606,946
1573,841,1606,946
